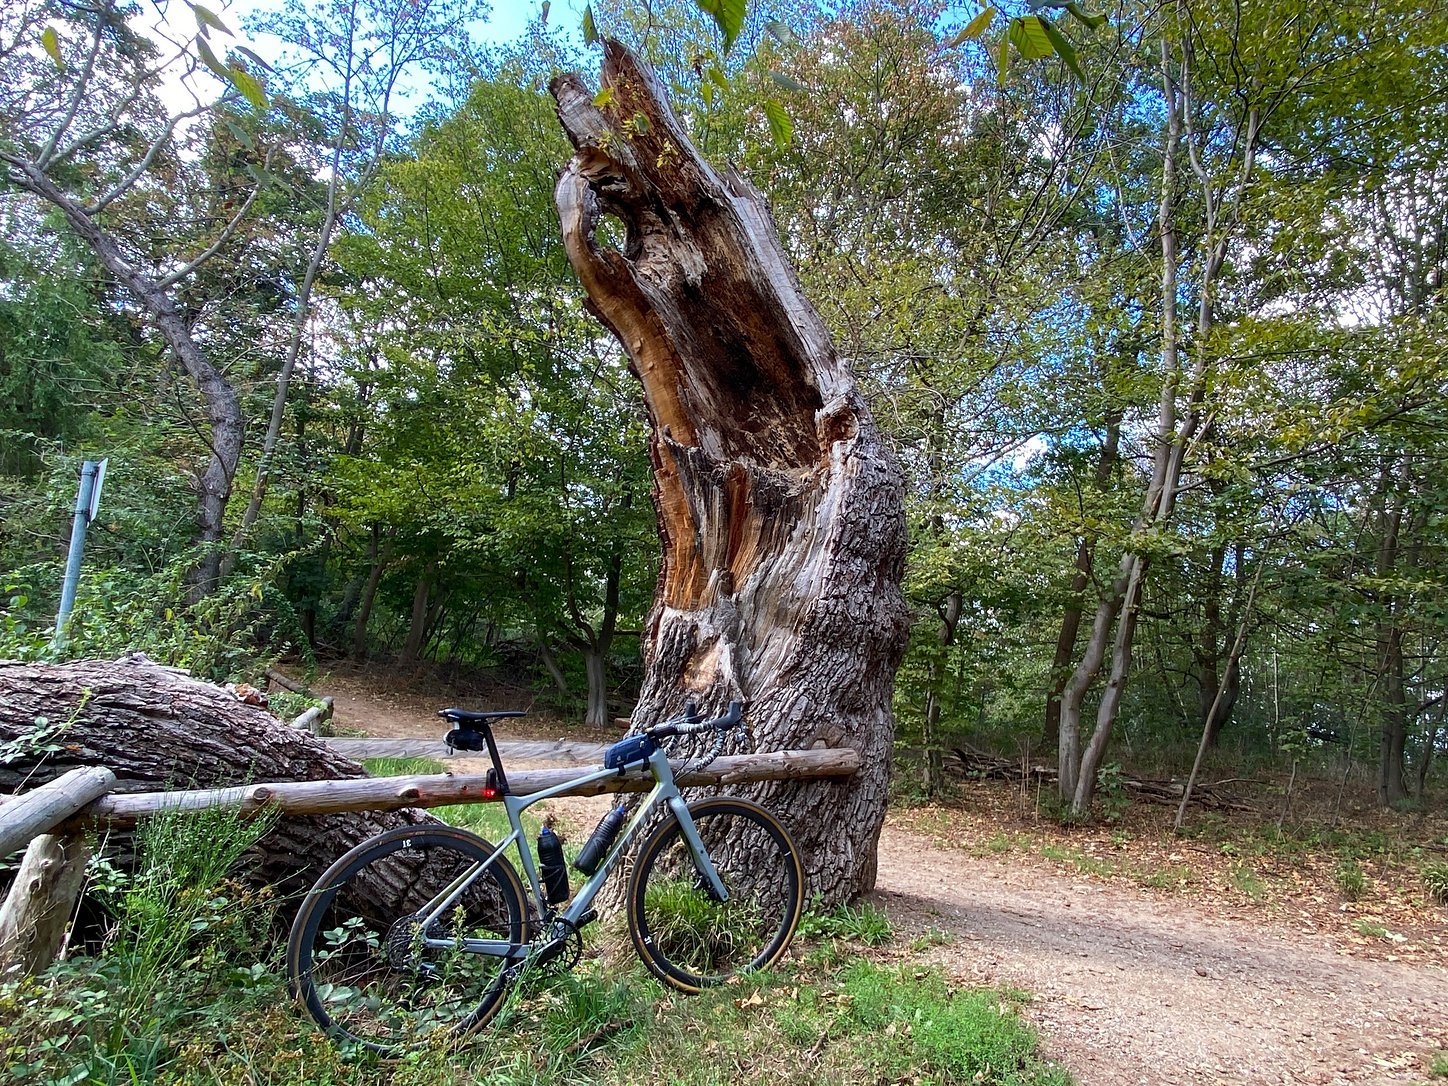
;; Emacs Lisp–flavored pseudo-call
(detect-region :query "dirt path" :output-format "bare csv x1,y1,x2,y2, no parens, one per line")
312,674,1448,1085
871,822,1448,1085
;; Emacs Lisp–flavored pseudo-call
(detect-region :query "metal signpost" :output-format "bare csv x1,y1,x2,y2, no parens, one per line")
52,459,106,650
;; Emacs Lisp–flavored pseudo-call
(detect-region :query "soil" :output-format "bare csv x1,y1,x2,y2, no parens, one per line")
300,669,1448,1085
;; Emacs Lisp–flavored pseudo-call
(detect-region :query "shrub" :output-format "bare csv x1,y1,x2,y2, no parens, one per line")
1422,862,1448,906
1335,859,1367,901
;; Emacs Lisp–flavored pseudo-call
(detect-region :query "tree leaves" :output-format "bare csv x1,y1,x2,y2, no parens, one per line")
582,5,599,46
227,65,268,111
193,36,268,110
763,99,792,147
694,0,746,55
768,70,806,93
1008,15,1054,61
947,7,997,48
1038,17,1084,81
191,4,233,38
40,25,63,71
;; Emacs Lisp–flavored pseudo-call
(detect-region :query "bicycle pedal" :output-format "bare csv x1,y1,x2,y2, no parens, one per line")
576,908,598,929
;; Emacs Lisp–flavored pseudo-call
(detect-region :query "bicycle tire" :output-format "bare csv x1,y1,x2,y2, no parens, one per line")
627,798,803,992
287,824,530,1052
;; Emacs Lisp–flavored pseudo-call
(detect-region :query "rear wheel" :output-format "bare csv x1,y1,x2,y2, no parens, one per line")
627,798,803,992
287,825,529,1052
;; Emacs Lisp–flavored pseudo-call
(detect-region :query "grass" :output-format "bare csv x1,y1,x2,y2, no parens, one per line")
1422,862,1448,906
0,803,278,1086
0,757,1072,1086
1335,859,1368,901
362,755,524,841
1428,1049,1448,1078
797,899,895,946
1351,918,1404,941
2,898,1067,1086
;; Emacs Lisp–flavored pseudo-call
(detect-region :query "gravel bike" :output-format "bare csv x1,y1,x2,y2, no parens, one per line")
286,701,804,1051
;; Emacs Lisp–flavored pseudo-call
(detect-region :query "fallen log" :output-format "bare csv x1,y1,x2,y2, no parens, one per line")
0,656,437,898
65,747,861,829
947,746,1256,813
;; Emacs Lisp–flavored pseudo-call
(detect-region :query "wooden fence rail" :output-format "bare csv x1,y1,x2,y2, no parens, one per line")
69,747,860,829
0,747,858,977
0,767,116,858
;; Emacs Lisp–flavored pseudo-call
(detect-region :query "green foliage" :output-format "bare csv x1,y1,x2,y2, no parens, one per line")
1335,859,1368,902
796,899,894,946
1422,862,1448,907
0,804,278,1084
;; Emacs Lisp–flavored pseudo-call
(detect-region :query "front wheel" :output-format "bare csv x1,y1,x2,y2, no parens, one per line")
627,798,803,992
287,824,530,1052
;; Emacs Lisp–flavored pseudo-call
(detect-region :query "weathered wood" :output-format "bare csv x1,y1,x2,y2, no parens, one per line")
264,667,305,693
947,746,1255,812
0,656,443,897
65,748,861,829
0,831,90,976
550,43,909,904
0,767,115,858
289,697,334,735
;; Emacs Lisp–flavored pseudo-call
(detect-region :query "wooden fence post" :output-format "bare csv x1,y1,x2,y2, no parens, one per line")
0,766,115,977
0,831,91,976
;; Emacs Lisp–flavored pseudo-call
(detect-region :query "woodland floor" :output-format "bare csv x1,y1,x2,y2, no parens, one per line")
313,667,1448,1085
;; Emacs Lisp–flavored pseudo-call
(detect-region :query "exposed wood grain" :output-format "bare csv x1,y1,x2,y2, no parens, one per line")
0,831,90,977
0,767,115,857
550,43,909,904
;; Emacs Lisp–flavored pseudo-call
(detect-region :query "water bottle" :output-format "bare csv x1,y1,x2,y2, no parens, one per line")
573,806,627,875
536,825,570,904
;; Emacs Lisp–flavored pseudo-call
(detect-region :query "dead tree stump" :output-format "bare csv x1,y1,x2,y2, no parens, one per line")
550,43,910,902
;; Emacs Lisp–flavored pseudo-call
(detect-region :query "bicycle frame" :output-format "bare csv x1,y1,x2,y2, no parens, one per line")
415,743,728,960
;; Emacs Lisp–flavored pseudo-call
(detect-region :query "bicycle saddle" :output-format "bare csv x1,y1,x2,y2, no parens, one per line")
437,708,526,723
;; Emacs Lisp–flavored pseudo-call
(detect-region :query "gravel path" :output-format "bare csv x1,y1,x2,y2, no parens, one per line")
871,821,1448,1086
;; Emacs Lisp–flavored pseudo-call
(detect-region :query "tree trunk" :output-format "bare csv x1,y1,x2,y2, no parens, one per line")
537,641,571,699
8,165,242,599
352,525,388,660
0,832,91,976
550,43,910,903
1044,411,1121,751
922,591,962,796
1196,542,1243,748
582,647,610,729
0,656,439,902
399,571,431,667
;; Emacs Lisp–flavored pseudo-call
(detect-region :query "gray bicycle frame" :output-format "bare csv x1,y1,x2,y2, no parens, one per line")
414,742,728,958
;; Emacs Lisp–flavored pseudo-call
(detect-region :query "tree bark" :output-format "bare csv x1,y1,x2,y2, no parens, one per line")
0,656,438,901
1044,410,1121,750
352,525,389,660
922,591,962,796
399,570,432,667
549,43,910,903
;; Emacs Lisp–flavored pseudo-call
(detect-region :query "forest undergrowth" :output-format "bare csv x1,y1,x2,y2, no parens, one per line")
0,787,1070,1086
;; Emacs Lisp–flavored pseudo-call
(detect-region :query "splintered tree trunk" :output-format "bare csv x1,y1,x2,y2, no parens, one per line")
550,43,909,903
0,656,439,902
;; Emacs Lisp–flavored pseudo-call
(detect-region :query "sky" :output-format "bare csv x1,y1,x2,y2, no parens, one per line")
141,0,584,118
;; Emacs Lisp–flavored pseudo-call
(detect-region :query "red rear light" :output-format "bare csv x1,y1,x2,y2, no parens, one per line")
482,787,498,800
